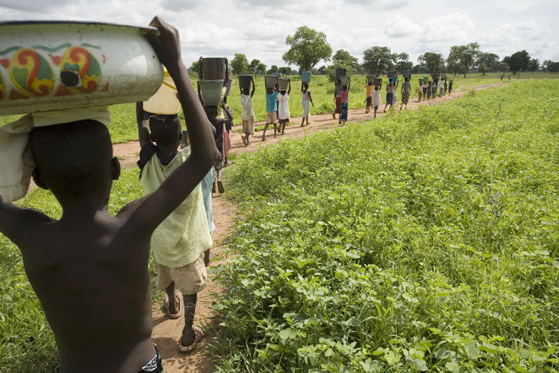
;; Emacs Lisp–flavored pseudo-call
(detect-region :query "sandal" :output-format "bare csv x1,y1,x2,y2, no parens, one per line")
164,290,183,319
179,326,204,353
217,180,225,194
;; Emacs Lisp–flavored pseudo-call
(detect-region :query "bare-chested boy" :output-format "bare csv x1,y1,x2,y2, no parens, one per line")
0,17,219,373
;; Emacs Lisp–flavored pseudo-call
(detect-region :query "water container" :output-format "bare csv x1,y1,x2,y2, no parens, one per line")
423,77,429,82
224,79,233,96
432,71,440,78
265,75,278,89
418,79,424,86
272,73,282,77
198,80,224,106
335,68,346,79
201,58,227,81
340,76,350,87
367,75,375,84
403,70,411,78
387,71,395,79
301,71,311,83
144,70,180,115
374,78,383,87
278,77,289,91
368,69,378,77
238,75,253,90
441,73,447,79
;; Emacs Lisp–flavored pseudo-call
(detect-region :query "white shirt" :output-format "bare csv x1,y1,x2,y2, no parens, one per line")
277,93,290,120
370,90,382,106
240,94,254,121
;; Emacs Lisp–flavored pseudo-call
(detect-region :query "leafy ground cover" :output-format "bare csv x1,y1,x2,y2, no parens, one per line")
0,167,156,372
213,80,559,372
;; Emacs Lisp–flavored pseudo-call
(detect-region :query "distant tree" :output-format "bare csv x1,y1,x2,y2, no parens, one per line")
548,62,559,73
412,64,426,74
477,52,499,72
528,58,540,73
267,65,279,74
230,53,249,75
317,65,327,75
282,26,332,71
447,42,481,77
188,60,200,74
499,62,510,74
508,50,530,74
395,52,413,74
417,52,444,73
478,63,489,75
278,66,294,75
326,49,359,81
542,60,551,72
362,46,397,74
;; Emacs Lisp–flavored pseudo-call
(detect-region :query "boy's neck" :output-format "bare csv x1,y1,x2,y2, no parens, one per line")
57,194,111,221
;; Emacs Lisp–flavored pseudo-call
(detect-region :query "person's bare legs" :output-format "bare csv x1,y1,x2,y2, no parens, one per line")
181,294,197,346
262,123,270,140
166,282,179,314
204,249,211,267
301,117,305,127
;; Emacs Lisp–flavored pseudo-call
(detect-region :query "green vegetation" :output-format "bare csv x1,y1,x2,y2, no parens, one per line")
0,167,159,372
213,80,559,372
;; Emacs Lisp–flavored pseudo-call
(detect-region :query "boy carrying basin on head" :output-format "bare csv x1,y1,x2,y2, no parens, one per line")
0,16,219,372
262,82,278,141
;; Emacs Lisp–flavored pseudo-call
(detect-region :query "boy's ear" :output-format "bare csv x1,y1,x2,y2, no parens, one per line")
111,157,121,181
32,168,49,190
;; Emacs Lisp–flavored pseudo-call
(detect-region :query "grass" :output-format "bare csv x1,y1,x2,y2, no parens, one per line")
0,167,161,372
212,79,559,372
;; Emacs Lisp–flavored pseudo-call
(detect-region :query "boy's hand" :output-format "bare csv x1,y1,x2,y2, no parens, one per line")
146,16,181,68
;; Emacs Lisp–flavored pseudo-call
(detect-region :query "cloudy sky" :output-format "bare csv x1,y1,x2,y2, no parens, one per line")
1,0,557,70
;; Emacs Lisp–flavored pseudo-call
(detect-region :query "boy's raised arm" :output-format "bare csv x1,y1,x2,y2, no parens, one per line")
128,17,219,231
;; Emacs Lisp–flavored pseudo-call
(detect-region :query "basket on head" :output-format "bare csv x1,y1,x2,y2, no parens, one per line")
198,80,224,106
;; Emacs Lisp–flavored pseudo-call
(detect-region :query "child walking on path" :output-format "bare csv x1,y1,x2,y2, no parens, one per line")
332,78,342,119
384,80,395,112
448,79,454,95
423,81,429,100
136,102,213,353
369,85,382,118
240,76,255,146
339,79,350,125
0,16,219,372
277,79,291,134
365,81,375,113
301,82,314,126
400,77,410,110
205,104,233,194
263,84,278,140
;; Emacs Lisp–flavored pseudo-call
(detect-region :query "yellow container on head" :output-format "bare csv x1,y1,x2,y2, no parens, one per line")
143,69,181,115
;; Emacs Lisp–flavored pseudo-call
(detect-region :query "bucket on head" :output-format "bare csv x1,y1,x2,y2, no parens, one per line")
423,76,429,82
368,69,378,77
278,77,289,91
239,74,253,91
265,75,278,89
441,73,447,80
143,69,180,115
367,75,375,84
201,58,227,81
387,71,395,79
301,71,311,83
198,80,224,106
272,73,282,77
418,79,424,85
431,71,440,78
335,68,346,79
374,78,383,87
340,76,350,87
403,70,411,79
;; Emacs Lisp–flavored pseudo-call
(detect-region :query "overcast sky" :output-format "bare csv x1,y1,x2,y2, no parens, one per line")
1,0,557,70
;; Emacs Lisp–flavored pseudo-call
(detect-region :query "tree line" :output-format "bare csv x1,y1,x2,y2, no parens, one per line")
189,26,559,77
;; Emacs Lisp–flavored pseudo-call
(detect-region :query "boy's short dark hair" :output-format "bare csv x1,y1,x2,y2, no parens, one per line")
149,115,181,146
29,120,112,196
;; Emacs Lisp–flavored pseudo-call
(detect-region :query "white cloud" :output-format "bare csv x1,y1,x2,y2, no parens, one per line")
384,15,422,38
0,0,74,13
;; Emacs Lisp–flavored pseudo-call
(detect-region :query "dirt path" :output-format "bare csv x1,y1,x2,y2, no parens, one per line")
112,82,504,373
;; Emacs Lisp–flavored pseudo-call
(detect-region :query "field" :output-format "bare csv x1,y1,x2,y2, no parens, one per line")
1,72,557,145
0,78,559,372
212,80,559,372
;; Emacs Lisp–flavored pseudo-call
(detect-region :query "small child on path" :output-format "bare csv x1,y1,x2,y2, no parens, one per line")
448,79,453,95
431,81,438,99
277,79,291,134
136,103,213,353
206,104,233,194
444,79,448,95
339,79,350,125
369,85,382,118
417,84,423,101
301,82,314,126
400,77,410,110
422,81,429,100
0,17,219,371
383,80,395,112
263,84,278,140
240,76,255,146
439,80,444,97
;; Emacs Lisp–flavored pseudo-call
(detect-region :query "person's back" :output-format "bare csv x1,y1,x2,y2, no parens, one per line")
0,17,219,372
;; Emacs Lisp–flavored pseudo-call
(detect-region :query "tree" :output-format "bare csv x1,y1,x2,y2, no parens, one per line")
395,52,413,74
542,60,551,72
478,63,489,75
477,53,499,72
282,26,332,71
362,46,397,74
248,59,266,75
417,52,444,73
267,65,279,74
447,42,481,77
317,65,327,75
230,53,249,75
327,49,359,81
528,58,539,73
278,66,294,75
499,62,510,74
548,62,559,73
188,60,200,74
508,50,530,74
